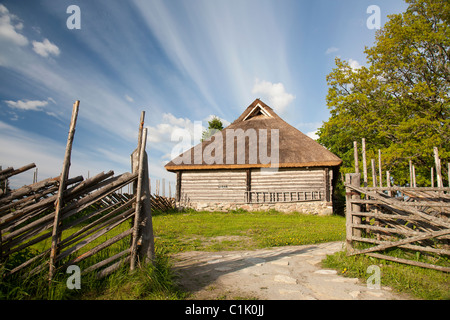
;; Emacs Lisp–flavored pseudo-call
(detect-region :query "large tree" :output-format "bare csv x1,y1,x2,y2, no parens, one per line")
318,0,449,187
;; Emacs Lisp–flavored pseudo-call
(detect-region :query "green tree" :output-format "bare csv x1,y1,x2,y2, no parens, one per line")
318,0,449,187
201,116,224,141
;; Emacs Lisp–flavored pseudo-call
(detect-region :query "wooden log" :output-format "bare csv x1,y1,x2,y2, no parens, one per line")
353,141,359,173
130,127,147,271
65,228,133,267
56,209,134,263
434,147,442,188
345,173,361,252
351,236,450,255
137,150,155,264
82,247,131,275
345,184,450,229
0,163,36,181
366,252,450,272
378,149,382,187
409,160,413,187
362,138,367,187
176,172,182,202
371,159,377,188
59,206,135,250
431,167,434,187
97,256,131,279
49,100,79,281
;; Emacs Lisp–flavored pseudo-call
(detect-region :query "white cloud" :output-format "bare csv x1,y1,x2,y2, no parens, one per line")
251,78,295,114
5,99,48,111
0,4,28,46
4,97,55,111
325,47,339,55
125,94,134,103
32,38,60,57
307,131,319,140
348,58,362,71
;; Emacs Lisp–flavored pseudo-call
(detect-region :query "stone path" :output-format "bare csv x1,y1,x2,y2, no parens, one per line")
172,242,410,300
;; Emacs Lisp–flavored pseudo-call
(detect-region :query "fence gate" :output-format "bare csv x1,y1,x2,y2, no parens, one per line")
345,173,450,272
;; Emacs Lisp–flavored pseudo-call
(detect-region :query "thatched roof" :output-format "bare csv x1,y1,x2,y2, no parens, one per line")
165,99,342,171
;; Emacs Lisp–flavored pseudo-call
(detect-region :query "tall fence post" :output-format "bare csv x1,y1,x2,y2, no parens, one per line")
345,173,361,253
130,128,147,271
49,100,80,281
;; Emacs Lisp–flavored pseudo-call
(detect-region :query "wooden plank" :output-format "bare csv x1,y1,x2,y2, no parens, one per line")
49,100,79,281
346,184,450,228
362,138,367,187
349,228,450,256
434,147,442,188
130,127,147,271
66,228,133,267
366,252,450,272
82,248,131,275
353,141,359,173
351,236,450,255
371,159,377,187
345,173,361,252
0,163,36,181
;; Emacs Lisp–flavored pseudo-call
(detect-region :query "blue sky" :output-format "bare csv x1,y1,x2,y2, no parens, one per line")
0,0,408,189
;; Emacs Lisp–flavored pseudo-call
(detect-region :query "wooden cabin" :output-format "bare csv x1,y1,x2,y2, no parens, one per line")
165,99,342,214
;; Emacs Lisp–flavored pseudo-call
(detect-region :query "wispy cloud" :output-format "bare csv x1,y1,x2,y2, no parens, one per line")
325,47,339,55
0,4,28,46
32,38,60,57
4,98,54,111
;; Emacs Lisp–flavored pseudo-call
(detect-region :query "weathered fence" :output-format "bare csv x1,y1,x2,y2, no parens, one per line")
0,102,158,282
345,141,450,272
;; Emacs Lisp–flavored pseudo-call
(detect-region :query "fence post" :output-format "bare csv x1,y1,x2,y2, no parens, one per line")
130,128,147,271
345,173,361,253
49,100,79,282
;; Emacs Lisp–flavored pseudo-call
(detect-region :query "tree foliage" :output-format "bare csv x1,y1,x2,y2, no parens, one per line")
318,0,449,186
201,116,224,141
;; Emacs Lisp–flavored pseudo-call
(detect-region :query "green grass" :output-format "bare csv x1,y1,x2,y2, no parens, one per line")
1,209,345,299
4,209,449,300
152,209,346,253
322,246,450,300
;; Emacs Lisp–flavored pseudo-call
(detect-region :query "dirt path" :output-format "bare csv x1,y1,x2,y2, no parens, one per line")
171,242,411,300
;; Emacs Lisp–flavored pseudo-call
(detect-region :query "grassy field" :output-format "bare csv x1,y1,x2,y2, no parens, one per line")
1,209,449,299
153,209,346,253
322,248,450,300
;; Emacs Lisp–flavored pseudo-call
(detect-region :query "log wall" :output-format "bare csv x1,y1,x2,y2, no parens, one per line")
180,168,329,203
181,170,247,203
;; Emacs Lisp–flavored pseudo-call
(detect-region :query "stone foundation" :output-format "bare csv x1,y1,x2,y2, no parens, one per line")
180,201,334,216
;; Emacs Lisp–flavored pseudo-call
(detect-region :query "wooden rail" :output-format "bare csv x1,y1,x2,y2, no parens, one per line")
345,173,450,272
0,104,157,282
245,189,325,203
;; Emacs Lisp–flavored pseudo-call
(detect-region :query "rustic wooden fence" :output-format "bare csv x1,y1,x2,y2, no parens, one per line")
345,178,449,272
0,102,160,282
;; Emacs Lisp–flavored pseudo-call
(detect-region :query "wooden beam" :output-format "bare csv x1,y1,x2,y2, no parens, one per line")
434,147,442,188
366,252,450,272
49,100,79,282
353,141,359,173
176,171,182,202
349,228,450,256
130,127,147,271
362,138,367,187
